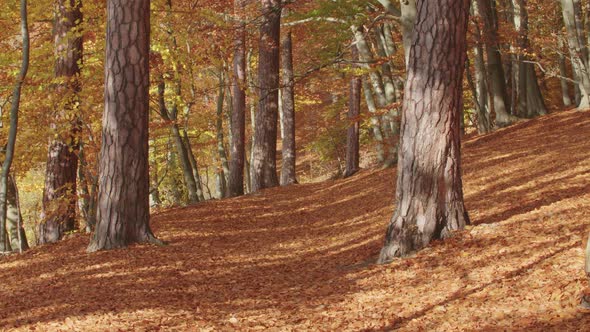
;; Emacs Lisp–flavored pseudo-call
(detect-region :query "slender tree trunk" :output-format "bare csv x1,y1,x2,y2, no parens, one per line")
280,30,297,185
251,0,281,192
6,175,28,251
353,25,396,166
471,2,492,134
558,37,573,107
228,0,247,197
39,0,83,244
182,130,205,202
216,72,230,198
0,0,29,253
379,0,471,263
400,0,417,67
157,78,199,204
88,0,161,252
362,79,386,164
344,45,361,178
78,142,97,233
476,0,515,127
511,0,547,118
560,0,590,109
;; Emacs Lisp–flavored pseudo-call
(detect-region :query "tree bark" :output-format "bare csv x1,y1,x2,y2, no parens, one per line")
0,0,29,253
379,0,471,263
228,0,247,197
344,45,361,178
38,0,83,244
251,0,281,192
88,0,160,252
280,30,297,185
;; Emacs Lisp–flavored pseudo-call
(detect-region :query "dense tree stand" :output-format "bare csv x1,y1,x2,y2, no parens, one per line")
378,0,471,263
88,0,160,252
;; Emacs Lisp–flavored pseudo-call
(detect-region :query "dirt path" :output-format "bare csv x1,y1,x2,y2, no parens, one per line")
1,110,590,331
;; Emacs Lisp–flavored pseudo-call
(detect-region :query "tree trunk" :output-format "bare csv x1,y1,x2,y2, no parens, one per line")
280,30,297,186
344,46,361,178
476,0,515,127
88,0,160,252
362,79,386,164
6,175,28,251
400,0,417,67
511,0,547,118
78,143,97,232
352,25,396,166
228,0,247,197
216,72,230,198
182,130,206,202
251,0,281,192
558,37,573,107
379,0,470,263
471,2,492,134
0,0,29,253
38,0,83,244
157,78,199,204
560,0,590,109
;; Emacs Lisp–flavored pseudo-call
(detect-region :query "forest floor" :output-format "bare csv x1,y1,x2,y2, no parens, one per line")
2,109,590,331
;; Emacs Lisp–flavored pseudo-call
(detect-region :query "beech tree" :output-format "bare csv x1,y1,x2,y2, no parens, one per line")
280,29,297,186
0,0,29,253
476,0,515,127
344,45,360,178
250,0,281,192
560,0,590,109
228,0,247,197
88,0,160,252
38,0,83,244
379,0,471,262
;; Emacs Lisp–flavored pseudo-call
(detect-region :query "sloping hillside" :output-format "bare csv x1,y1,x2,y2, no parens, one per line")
1,110,590,331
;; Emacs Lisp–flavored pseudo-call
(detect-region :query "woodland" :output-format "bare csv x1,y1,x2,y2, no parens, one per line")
1,0,590,330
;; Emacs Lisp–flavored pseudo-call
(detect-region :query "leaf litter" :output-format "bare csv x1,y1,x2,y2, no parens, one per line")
1,110,590,331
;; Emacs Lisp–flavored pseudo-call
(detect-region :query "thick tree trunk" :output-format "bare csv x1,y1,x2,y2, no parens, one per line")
0,0,29,253
280,30,297,186
39,0,83,244
344,46,361,178
476,0,515,127
251,0,281,192
88,0,160,252
379,0,470,263
228,0,247,197
560,0,590,109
